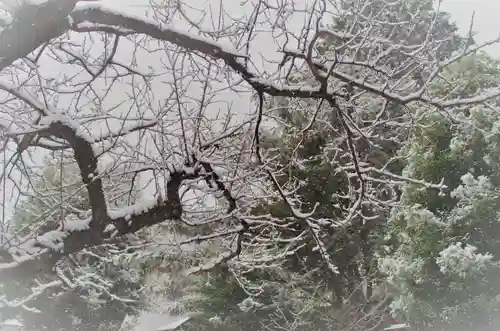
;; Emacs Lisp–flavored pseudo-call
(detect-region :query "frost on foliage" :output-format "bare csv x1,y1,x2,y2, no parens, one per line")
237,297,263,312
448,172,499,224
436,242,493,279
448,136,468,156
451,173,493,201
390,204,443,227
388,294,416,317
379,255,426,290
208,315,223,324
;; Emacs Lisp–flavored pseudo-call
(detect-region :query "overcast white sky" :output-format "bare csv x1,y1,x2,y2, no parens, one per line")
441,0,500,55
114,0,500,56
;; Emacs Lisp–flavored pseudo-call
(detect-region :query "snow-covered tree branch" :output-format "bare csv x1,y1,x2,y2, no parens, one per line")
0,0,499,326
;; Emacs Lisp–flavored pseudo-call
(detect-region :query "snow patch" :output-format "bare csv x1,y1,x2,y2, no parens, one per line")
107,196,158,220
104,223,115,233
1,319,23,327
63,217,91,231
39,113,93,142
37,230,66,251
155,315,191,331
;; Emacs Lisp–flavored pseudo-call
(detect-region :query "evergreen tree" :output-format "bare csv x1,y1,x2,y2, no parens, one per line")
180,1,477,330
379,52,500,330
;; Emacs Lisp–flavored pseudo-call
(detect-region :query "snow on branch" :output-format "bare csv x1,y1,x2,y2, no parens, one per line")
0,0,79,70
70,3,248,58
0,105,238,275
64,2,500,110
0,1,496,117
0,122,241,281
0,0,500,316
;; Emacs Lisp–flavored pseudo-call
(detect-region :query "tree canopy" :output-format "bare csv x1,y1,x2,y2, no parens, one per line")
0,0,499,330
